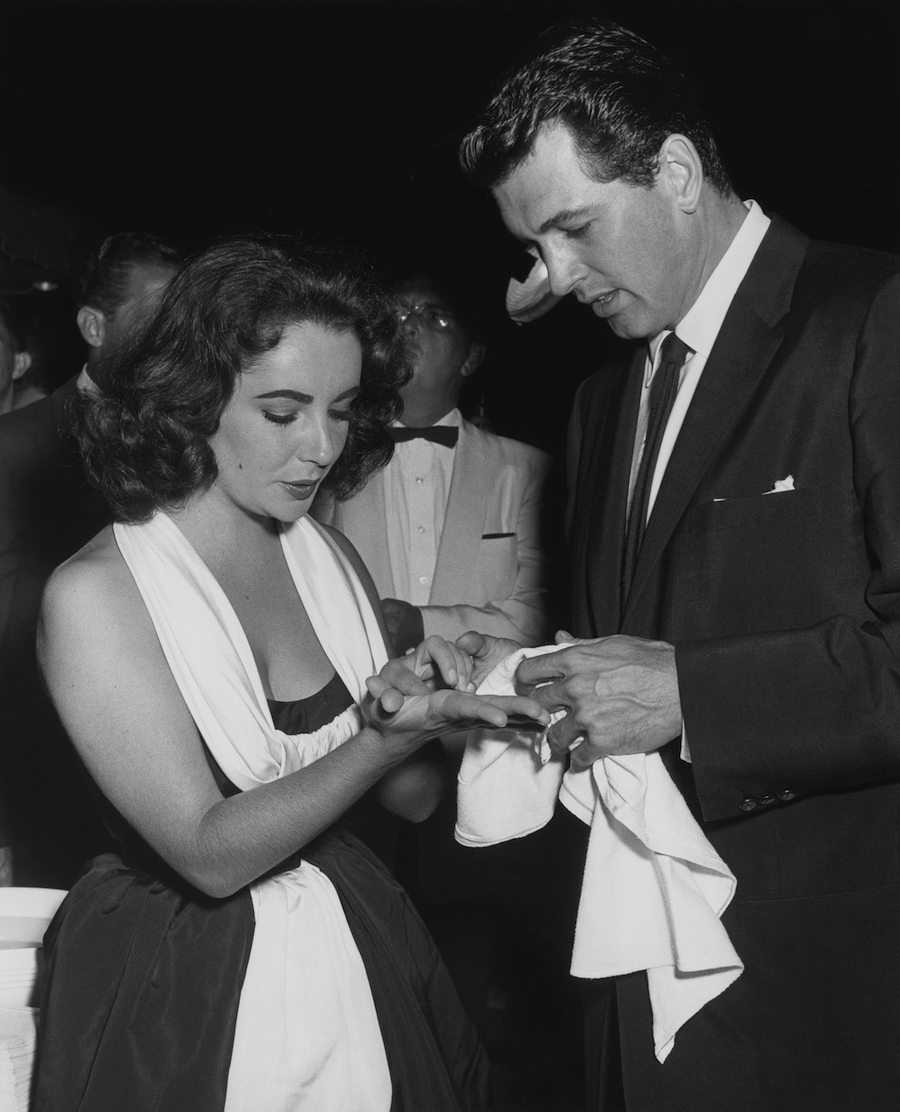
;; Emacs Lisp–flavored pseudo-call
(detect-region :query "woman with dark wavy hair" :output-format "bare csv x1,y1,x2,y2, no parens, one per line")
33,235,545,1111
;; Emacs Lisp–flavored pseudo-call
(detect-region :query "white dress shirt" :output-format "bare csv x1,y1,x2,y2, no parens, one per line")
384,408,460,605
629,201,772,524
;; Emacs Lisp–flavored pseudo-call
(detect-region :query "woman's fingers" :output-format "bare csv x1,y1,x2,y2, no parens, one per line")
410,636,474,691
435,690,550,730
365,674,406,714
374,660,431,696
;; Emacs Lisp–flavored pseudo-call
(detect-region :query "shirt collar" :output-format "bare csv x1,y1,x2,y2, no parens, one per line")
648,200,771,372
394,407,462,430
76,363,95,393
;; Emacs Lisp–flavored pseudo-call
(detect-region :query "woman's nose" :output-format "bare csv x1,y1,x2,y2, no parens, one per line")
302,414,338,466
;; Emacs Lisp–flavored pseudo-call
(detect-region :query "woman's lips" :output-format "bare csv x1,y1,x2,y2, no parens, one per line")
280,479,319,500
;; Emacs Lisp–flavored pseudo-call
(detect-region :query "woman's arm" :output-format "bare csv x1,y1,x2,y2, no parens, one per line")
39,541,543,899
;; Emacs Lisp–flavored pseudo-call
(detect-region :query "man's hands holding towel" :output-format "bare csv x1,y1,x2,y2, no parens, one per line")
516,632,682,766
365,634,549,753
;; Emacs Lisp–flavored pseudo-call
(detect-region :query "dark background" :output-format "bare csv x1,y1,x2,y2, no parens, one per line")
2,0,898,452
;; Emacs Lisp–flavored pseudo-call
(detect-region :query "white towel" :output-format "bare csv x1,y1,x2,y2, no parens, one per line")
456,644,743,1063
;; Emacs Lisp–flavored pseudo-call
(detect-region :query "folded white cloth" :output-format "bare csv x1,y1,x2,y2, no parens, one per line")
456,644,743,1063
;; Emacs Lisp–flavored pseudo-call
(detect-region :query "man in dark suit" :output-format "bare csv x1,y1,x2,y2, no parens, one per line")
0,232,179,887
459,18,900,1112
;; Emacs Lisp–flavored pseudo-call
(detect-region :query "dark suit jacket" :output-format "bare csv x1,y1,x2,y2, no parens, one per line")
0,376,112,885
568,217,900,1110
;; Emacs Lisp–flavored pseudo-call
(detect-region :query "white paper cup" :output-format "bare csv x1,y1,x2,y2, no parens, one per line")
0,889,66,1008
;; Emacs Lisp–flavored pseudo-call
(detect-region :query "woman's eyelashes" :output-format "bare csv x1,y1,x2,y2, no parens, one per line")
263,411,297,426
262,407,353,427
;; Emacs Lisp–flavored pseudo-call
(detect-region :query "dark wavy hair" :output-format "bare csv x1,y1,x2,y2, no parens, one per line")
77,234,410,523
460,17,733,196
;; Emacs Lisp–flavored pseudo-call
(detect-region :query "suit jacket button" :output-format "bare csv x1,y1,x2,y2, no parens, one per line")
739,798,758,812
759,795,776,806
778,789,796,802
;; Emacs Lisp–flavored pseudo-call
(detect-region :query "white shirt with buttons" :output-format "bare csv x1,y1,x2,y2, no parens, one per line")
383,409,460,606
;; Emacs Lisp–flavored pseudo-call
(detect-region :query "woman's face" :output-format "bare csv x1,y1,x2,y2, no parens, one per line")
207,321,362,524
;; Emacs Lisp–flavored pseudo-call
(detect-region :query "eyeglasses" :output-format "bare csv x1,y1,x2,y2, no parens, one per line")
397,302,457,332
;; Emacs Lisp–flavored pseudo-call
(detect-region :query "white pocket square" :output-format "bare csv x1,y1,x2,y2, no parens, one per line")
762,474,795,495
713,474,795,503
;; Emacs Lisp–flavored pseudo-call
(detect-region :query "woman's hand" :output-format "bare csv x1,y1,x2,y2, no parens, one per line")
454,630,524,689
365,635,549,751
364,682,550,751
375,634,476,711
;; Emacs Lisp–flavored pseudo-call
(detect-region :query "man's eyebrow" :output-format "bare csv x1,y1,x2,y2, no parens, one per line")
538,206,595,235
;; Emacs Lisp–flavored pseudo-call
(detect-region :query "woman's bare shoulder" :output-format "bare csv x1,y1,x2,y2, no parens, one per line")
42,525,139,624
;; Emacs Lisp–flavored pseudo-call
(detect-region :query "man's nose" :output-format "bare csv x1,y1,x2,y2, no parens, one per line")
400,311,421,338
544,249,586,298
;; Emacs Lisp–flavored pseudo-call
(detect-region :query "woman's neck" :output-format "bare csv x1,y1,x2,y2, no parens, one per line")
168,490,281,571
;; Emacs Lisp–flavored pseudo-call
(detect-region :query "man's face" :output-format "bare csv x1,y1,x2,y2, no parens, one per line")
395,279,474,406
101,262,177,355
0,320,21,400
493,122,702,339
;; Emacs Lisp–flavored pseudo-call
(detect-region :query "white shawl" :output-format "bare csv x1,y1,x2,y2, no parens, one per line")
115,512,392,1112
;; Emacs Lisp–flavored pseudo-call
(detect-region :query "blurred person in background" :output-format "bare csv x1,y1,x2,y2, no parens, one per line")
0,231,180,887
0,298,46,415
313,268,583,1108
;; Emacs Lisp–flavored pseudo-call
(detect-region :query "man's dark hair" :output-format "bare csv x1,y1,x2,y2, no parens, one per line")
0,299,25,352
77,234,410,522
460,17,733,196
77,231,181,317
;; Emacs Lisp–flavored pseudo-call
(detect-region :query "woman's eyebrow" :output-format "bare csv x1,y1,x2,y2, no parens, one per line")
254,386,360,402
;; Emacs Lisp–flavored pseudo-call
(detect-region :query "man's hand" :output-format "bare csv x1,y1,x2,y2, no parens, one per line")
381,598,425,656
515,632,682,766
455,630,524,688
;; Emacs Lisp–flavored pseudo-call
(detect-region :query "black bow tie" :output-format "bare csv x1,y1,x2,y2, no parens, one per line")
390,425,459,448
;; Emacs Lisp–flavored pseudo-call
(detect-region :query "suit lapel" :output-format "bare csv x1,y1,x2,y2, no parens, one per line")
622,216,808,626
430,421,487,605
574,352,643,636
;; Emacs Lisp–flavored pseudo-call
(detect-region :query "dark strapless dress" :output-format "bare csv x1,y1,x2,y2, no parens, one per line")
33,675,490,1111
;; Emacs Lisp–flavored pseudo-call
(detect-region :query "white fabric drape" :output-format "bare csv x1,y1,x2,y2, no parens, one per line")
456,644,743,1063
115,513,392,1111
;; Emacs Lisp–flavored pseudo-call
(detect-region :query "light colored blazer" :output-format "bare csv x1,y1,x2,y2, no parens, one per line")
316,418,554,646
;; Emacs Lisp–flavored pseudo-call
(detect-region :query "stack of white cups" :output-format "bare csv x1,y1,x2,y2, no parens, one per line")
0,888,67,1112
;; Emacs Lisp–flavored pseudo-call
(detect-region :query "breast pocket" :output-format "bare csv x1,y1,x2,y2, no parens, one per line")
685,489,822,533
667,488,839,636
470,534,517,603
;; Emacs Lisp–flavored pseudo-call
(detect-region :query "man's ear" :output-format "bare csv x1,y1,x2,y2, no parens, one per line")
76,306,107,349
658,134,703,214
11,352,32,381
460,342,486,379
